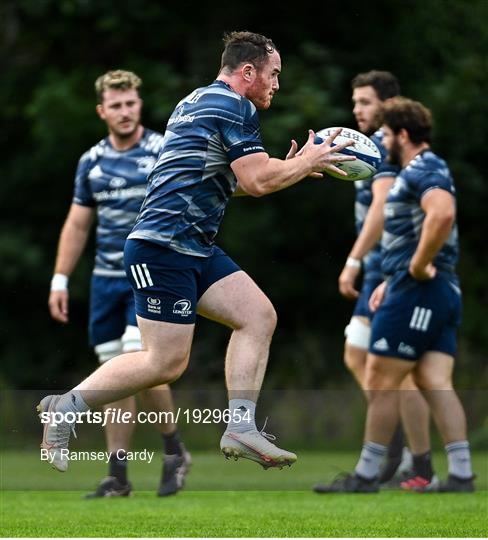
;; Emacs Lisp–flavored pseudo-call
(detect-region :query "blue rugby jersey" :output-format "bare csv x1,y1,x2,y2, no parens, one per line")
381,150,459,287
128,80,265,257
353,129,399,280
73,129,164,276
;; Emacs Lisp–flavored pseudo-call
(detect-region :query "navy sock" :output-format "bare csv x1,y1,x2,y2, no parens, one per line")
413,451,434,480
163,430,182,456
109,452,128,484
388,424,404,459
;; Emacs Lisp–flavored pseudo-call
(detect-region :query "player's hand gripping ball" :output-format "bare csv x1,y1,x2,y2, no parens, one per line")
316,127,382,180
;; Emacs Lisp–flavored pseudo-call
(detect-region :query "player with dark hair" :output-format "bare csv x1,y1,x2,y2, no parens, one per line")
48,70,190,496
332,70,434,488
351,70,400,101
40,31,355,472
315,97,474,493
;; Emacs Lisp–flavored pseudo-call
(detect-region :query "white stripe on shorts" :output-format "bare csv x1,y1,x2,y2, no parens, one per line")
135,264,147,288
130,265,141,289
142,263,153,286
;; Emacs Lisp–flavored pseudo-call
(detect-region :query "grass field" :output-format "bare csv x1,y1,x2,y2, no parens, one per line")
1,451,487,537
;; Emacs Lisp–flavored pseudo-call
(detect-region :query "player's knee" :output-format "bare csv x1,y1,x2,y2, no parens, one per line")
162,358,188,384
146,349,189,384
95,339,123,364
121,325,142,353
414,369,453,392
264,302,278,334
251,298,277,336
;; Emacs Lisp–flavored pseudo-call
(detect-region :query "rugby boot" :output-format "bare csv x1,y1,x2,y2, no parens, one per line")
221,424,297,469
37,394,76,472
158,444,192,496
313,472,379,493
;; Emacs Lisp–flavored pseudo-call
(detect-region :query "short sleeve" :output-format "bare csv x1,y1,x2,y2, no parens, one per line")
416,170,456,200
220,98,265,162
373,160,400,181
72,155,95,207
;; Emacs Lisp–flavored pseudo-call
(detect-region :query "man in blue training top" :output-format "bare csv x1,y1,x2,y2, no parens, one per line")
40,31,356,472
48,70,190,496
331,71,434,488
315,97,474,493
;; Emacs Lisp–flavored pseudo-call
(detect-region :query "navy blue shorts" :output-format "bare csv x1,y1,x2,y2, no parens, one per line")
369,272,461,361
89,275,137,346
124,239,241,324
353,277,383,319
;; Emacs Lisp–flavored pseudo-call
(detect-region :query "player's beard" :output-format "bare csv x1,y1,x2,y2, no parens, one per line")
361,110,382,136
387,137,402,166
247,75,273,110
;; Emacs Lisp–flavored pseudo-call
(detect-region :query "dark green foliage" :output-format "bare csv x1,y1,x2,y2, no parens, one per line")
1,0,486,389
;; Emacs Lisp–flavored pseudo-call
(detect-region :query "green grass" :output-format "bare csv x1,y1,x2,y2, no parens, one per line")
1,451,487,537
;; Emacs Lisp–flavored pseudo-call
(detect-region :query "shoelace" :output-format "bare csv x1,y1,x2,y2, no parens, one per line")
259,417,276,442
52,420,77,447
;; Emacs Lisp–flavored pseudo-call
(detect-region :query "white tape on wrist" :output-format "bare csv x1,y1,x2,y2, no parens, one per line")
345,257,361,269
51,273,69,291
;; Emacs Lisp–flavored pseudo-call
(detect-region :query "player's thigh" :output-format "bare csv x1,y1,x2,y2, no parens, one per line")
365,353,415,390
414,351,455,391
198,270,276,331
400,371,421,391
136,315,195,363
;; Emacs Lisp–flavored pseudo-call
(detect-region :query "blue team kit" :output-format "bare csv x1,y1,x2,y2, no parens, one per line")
73,129,164,343
370,150,461,360
124,80,266,323
352,130,400,319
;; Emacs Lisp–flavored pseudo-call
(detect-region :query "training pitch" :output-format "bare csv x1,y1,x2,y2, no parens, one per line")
1,451,486,537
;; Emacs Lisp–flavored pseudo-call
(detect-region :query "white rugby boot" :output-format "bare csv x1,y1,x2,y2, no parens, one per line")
220,421,297,469
37,394,76,472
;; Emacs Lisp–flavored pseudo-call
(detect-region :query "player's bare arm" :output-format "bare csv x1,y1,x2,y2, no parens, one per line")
48,203,95,323
409,189,456,281
232,137,325,197
338,177,394,299
232,129,355,197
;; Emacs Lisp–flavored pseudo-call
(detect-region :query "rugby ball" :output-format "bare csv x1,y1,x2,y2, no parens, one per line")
315,127,382,181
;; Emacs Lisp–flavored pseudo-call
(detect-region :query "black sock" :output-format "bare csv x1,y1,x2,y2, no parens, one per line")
388,423,404,459
163,430,182,456
109,452,128,484
413,451,434,480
